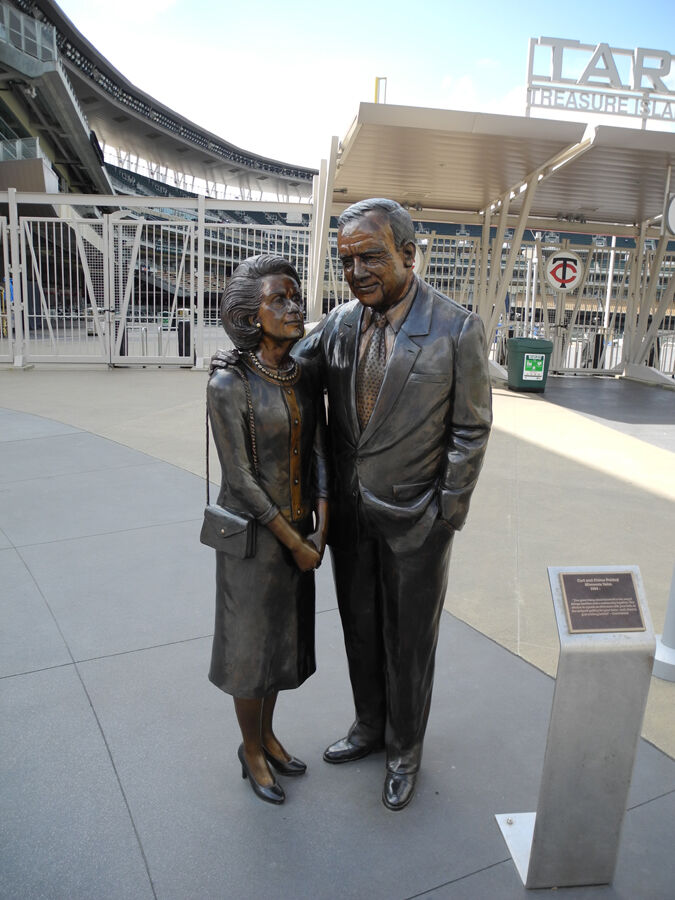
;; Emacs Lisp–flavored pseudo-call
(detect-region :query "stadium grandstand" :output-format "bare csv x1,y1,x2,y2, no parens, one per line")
0,0,316,200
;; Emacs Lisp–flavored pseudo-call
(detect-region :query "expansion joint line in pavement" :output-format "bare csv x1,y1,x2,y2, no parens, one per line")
13,546,160,900
403,857,511,898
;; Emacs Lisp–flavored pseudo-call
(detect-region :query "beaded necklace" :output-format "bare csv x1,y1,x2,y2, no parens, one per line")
244,350,300,385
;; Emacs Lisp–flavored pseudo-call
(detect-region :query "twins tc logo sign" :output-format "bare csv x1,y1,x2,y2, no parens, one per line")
545,250,583,292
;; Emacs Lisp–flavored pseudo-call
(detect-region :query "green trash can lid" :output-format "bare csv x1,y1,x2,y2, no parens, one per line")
506,337,553,351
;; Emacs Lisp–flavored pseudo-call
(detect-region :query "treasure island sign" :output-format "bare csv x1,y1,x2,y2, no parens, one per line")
527,37,675,128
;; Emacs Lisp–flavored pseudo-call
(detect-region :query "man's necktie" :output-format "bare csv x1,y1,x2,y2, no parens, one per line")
356,311,388,430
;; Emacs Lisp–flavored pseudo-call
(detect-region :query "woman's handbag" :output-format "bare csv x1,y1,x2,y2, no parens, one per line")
200,365,258,558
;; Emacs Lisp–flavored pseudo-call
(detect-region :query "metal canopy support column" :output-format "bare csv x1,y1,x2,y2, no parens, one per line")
307,169,324,314
308,136,338,322
486,176,540,346
483,192,510,339
634,265,675,366
623,225,645,367
477,205,492,326
629,165,675,371
478,130,596,343
631,233,668,364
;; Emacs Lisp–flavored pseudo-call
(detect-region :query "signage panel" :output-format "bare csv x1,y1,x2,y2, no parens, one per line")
559,571,645,634
544,250,583,292
527,38,675,125
523,353,545,381
666,194,675,237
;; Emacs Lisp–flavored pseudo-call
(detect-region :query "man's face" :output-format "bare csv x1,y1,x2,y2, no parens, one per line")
337,211,414,309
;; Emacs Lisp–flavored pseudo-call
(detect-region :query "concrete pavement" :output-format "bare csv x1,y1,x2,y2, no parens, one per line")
1,366,674,898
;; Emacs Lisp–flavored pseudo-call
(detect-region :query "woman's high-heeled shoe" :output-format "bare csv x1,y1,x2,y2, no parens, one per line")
262,745,307,777
238,744,285,805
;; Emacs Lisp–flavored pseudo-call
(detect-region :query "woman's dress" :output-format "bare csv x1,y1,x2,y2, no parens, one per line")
206,357,327,698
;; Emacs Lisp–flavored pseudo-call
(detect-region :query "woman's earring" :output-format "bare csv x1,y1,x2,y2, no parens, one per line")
255,322,262,329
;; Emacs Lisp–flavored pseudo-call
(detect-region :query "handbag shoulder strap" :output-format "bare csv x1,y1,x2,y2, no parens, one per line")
206,363,258,504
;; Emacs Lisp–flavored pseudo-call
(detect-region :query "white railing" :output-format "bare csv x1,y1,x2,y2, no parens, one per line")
0,137,45,162
2,192,673,376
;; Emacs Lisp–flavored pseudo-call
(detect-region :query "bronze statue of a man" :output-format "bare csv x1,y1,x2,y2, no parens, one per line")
296,198,492,810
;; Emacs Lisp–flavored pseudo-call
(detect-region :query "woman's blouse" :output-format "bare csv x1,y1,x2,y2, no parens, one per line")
207,360,328,525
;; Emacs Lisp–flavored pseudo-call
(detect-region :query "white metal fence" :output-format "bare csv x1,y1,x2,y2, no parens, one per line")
2,192,673,378
200,223,311,359
14,217,313,365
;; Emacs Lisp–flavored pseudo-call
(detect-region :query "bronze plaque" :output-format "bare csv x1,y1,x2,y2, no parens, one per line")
560,572,645,634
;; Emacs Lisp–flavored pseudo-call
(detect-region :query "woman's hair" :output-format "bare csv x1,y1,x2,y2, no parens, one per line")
220,254,301,350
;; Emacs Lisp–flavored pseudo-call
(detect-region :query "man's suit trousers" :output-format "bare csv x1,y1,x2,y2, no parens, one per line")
329,516,454,775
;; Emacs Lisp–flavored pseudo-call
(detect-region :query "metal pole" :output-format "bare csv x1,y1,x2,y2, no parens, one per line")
524,254,532,337
623,225,645,368
7,188,27,367
194,193,205,368
309,136,338,322
477,207,491,326
531,246,538,335
603,235,616,330
308,161,326,319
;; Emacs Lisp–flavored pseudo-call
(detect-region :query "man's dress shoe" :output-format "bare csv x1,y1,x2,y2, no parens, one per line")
382,771,417,811
323,736,383,764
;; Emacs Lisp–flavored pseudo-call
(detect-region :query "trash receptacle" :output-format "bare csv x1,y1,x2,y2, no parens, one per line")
506,337,553,393
177,308,192,362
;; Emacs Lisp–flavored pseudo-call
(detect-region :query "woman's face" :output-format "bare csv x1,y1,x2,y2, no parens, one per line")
255,274,304,343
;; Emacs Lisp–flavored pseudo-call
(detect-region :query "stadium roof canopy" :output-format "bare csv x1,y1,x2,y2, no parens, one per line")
15,0,316,199
332,103,675,230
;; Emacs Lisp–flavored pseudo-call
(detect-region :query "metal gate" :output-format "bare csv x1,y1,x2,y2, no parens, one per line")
21,217,108,363
108,220,195,366
19,216,196,365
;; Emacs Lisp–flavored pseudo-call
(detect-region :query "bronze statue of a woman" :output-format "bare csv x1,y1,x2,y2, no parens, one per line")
206,254,328,805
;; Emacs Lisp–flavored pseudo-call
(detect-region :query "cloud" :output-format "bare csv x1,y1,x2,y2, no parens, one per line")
437,74,482,111
433,75,526,117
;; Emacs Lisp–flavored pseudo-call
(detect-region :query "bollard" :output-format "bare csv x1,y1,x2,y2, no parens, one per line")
653,562,675,682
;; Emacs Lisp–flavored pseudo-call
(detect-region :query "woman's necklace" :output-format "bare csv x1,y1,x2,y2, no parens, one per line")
245,350,299,385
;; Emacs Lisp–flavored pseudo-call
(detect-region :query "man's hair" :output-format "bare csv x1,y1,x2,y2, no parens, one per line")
337,198,415,248
220,254,301,350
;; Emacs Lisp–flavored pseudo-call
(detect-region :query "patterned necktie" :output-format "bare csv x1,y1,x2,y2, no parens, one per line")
356,310,388,430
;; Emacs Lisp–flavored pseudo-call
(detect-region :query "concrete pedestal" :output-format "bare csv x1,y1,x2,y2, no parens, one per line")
497,565,655,889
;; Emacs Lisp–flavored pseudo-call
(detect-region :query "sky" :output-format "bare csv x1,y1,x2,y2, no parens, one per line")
57,0,675,170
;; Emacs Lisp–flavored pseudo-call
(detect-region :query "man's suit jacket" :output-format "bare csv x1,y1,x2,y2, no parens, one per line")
295,277,492,554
